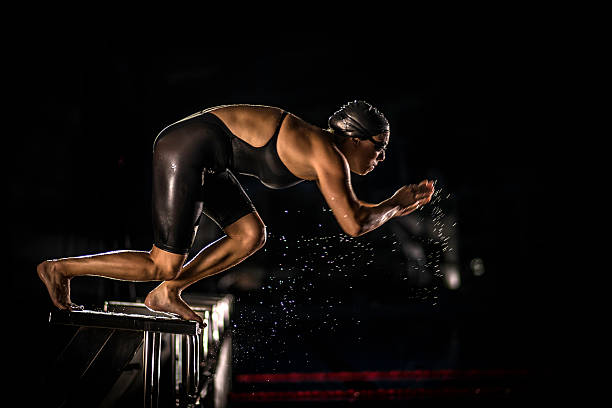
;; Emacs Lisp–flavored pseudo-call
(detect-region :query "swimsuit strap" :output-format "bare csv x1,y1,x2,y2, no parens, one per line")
271,111,288,140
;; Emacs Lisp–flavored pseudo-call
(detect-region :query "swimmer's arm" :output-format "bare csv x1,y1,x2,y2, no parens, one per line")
354,198,402,236
312,142,400,237
357,198,400,236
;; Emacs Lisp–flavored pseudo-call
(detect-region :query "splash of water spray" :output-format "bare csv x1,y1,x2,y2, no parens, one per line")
233,183,458,366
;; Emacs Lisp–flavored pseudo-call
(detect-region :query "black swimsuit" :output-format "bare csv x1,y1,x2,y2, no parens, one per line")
230,111,303,189
151,109,303,254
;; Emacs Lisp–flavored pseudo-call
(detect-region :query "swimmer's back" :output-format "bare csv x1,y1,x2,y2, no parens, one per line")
209,104,286,147
210,104,322,181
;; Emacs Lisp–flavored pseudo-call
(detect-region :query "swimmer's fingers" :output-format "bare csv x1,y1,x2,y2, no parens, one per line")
395,195,432,217
415,191,431,199
416,193,432,204
413,189,433,205
417,180,435,194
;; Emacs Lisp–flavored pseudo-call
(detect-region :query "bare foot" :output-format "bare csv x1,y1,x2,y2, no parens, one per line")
37,260,72,310
145,284,203,324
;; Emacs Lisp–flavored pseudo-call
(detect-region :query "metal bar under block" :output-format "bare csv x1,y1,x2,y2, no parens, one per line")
105,301,212,374
49,309,201,408
144,331,162,408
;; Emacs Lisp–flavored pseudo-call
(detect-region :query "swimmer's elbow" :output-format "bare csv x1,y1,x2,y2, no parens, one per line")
344,224,361,238
333,213,360,237
349,223,369,237
339,210,365,237
344,204,382,237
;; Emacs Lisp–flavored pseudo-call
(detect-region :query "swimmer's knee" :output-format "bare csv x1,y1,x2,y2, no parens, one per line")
251,226,267,251
225,212,267,254
239,224,266,254
149,246,186,280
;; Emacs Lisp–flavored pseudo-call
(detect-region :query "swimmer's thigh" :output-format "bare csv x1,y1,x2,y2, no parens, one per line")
201,170,257,229
151,143,204,255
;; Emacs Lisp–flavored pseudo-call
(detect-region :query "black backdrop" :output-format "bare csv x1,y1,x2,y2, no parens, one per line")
9,30,547,401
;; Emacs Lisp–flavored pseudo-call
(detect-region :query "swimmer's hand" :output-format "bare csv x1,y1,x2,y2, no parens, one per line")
390,180,435,217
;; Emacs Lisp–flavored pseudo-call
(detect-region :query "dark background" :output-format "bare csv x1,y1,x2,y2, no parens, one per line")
9,31,547,402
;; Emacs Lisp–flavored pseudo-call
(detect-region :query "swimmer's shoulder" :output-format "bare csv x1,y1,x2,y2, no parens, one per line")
284,112,332,151
282,112,344,179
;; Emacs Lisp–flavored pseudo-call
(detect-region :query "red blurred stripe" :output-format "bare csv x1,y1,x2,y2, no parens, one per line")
235,369,528,383
230,387,511,401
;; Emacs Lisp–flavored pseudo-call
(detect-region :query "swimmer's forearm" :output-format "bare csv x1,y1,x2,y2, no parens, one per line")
355,198,400,236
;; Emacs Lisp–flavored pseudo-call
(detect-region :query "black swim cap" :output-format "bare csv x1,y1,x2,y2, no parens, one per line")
328,100,389,140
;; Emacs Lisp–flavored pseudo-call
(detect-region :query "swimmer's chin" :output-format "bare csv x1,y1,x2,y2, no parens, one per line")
351,165,376,176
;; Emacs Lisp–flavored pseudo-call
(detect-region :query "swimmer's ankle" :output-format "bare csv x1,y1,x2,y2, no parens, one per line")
162,280,185,295
44,259,69,279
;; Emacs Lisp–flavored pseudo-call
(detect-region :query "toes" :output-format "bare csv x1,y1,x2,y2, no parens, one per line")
185,310,203,324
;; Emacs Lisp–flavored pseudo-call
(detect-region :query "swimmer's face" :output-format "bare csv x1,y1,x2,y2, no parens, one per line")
352,132,389,175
